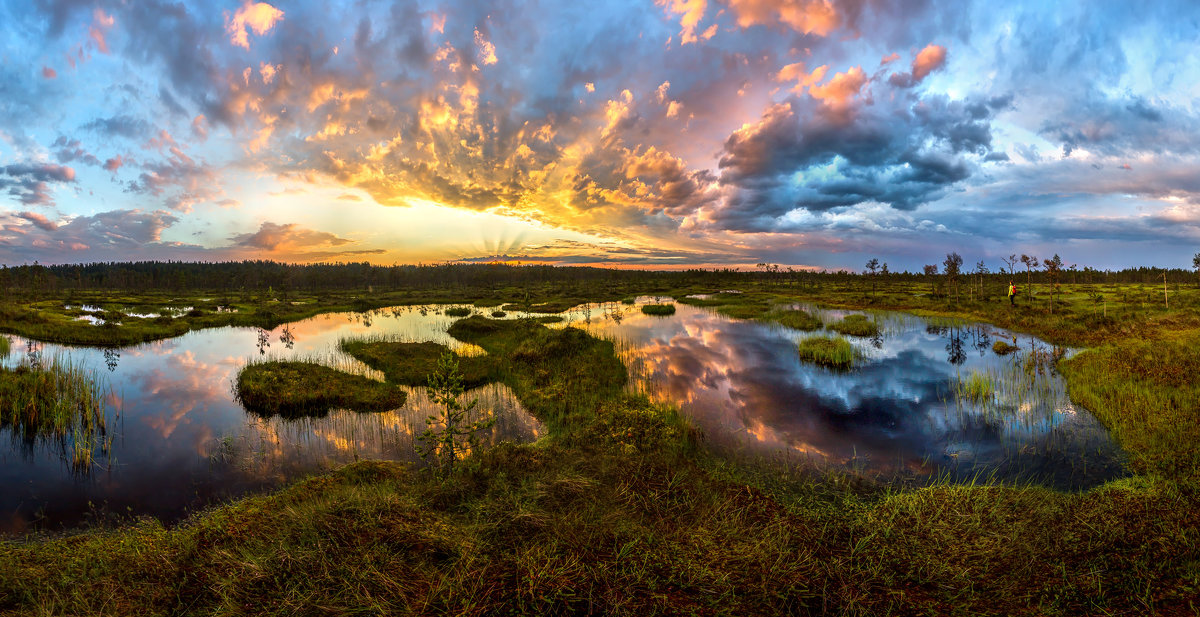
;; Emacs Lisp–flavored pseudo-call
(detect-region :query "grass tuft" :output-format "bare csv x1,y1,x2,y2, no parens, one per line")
828,313,879,337
992,340,1019,355
764,308,822,331
640,303,676,316
796,335,854,368
444,307,472,317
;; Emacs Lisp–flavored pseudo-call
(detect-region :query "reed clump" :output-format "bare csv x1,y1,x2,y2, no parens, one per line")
797,335,855,368
828,314,879,337
444,307,472,317
0,353,114,471
956,371,996,403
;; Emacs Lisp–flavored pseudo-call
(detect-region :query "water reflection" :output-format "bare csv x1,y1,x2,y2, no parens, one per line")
0,307,541,534
564,302,1125,490
0,299,1125,534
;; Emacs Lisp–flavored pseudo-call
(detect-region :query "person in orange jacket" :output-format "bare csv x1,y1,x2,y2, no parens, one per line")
1008,280,1017,306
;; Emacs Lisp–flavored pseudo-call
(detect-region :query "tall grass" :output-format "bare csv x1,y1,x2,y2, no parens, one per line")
955,371,996,403
0,352,115,471
0,335,9,357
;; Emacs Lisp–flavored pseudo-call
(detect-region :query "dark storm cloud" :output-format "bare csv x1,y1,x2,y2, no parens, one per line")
711,87,1004,231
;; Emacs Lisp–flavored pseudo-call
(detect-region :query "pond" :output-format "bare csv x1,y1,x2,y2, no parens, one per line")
0,299,1126,534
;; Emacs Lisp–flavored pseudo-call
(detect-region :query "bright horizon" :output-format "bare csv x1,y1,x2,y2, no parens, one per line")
1,1,1198,272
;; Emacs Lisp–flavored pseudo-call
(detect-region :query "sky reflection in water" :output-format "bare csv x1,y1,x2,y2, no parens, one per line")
0,300,1124,533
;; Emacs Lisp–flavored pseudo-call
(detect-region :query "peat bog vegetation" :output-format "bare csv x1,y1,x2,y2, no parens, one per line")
0,263,1199,615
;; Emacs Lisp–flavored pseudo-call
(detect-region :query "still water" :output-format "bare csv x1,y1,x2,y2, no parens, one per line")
0,299,1125,533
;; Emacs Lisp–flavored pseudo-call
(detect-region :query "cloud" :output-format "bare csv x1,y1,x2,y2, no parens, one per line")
724,0,840,35
0,163,76,206
229,221,354,251
82,115,153,140
226,2,284,49
125,146,219,212
52,137,101,166
888,44,948,88
16,211,58,231
0,209,181,262
42,66,57,79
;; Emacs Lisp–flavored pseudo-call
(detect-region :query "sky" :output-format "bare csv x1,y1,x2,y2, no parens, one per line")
1,0,1198,271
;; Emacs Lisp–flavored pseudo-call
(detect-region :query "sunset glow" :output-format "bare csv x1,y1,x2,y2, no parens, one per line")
1,1,1196,269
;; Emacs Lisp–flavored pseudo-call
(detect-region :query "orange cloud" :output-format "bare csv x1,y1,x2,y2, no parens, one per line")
775,62,828,93
881,52,900,65
42,66,56,79
912,44,947,82
658,0,709,44
726,0,839,36
808,66,866,108
226,2,285,49
474,29,498,65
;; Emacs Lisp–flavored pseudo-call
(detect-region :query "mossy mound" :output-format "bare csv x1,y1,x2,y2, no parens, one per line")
235,362,406,418
340,340,494,388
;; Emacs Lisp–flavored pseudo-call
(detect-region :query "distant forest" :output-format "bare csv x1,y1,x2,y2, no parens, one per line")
0,259,1196,297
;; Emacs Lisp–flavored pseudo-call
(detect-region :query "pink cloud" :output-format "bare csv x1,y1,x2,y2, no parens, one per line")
880,52,900,65
42,66,57,79
103,156,124,173
226,2,285,49
808,66,866,109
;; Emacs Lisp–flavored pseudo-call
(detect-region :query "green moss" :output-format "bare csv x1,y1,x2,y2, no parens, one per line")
640,303,676,316
234,362,407,418
828,313,879,337
796,336,854,368
444,307,472,317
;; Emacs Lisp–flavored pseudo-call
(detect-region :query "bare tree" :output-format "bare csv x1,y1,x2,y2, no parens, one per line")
1001,254,1019,277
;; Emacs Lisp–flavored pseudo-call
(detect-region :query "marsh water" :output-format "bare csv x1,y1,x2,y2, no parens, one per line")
0,299,1126,533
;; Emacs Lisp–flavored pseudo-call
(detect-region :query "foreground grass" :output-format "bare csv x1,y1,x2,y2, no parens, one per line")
235,361,407,418
3,285,1200,614
797,336,854,369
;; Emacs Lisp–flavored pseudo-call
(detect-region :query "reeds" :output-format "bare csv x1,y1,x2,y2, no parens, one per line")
0,351,115,472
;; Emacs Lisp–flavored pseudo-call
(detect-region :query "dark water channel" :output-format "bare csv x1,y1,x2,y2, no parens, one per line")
0,300,1126,534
